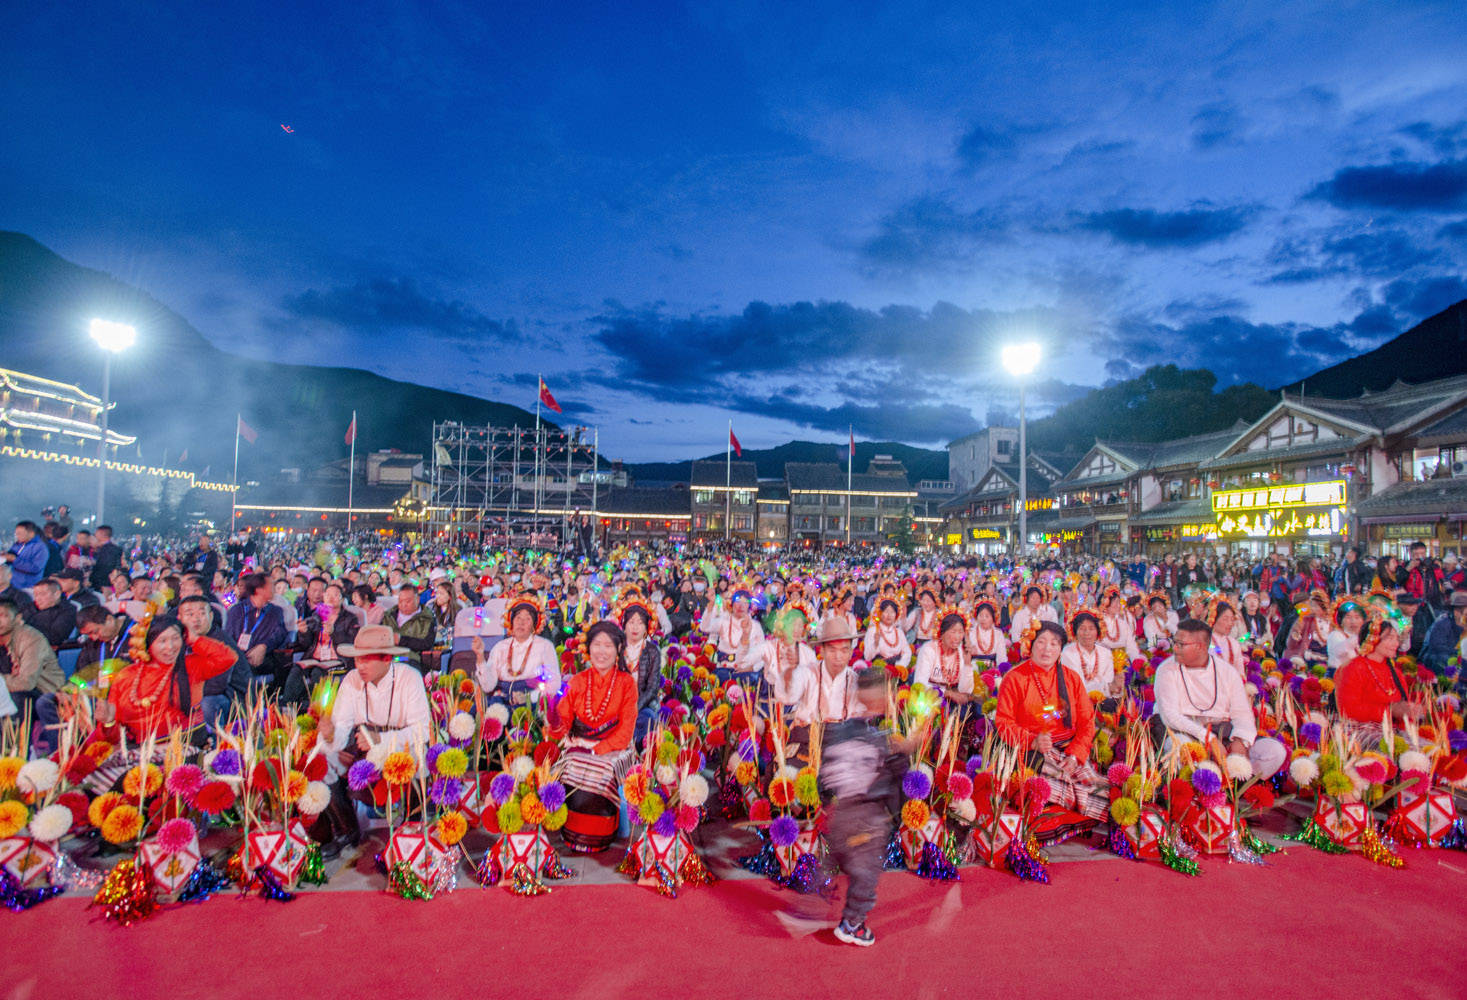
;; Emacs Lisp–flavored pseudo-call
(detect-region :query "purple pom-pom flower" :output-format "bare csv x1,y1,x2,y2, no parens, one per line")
538,780,567,813
652,810,677,838
347,759,378,792
737,738,758,763
489,772,517,806
902,769,933,800
769,815,800,847
965,754,984,778
1191,767,1223,796
1299,722,1323,748
425,743,447,773
1449,729,1467,752
211,748,242,776
428,777,464,806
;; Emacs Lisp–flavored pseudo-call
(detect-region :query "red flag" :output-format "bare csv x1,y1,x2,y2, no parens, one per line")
538,378,562,414
849,428,855,458
177,448,188,464
237,416,258,444
345,414,357,446
729,427,742,457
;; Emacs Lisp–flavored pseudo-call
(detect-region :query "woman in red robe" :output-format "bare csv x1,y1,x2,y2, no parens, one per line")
99,614,237,741
549,620,638,852
1335,618,1423,739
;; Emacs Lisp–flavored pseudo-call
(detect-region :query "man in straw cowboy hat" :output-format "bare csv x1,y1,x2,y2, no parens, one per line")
797,613,865,725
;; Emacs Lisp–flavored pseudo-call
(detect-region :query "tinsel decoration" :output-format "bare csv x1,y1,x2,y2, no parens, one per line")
1158,837,1201,877
1003,836,1049,884
541,849,573,880
1226,831,1266,866
504,862,550,897
942,832,964,870
881,830,906,871
1171,834,1199,860
247,866,296,902
614,848,643,878
475,851,503,886
174,861,232,904
0,868,64,912
678,850,716,887
428,855,458,895
1025,833,1050,865
1107,824,1137,861
51,852,104,891
91,859,158,926
915,840,960,882
736,836,780,877
297,843,328,886
773,852,821,893
386,860,434,900
648,863,680,898
1439,817,1467,851
224,851,247,885
1360,826,1405,869
1280,818,1349,854
1241,827,1280,856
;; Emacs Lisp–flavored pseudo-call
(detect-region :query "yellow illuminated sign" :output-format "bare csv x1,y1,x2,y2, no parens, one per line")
1211,480,1345,514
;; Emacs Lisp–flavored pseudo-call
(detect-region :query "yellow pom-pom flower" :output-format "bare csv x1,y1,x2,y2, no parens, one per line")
101,804,144,844
435,810,469,846
88,791,125,828
283,770,307,803
123,763,163,798
435,747,469,779
638,792,665,824
901,799,930,831
0,756,23,792
382,751,416,785
1321,770,1354,798
734,760,758,786
1109,796,1141,827
0,800,29,838
497,800,523,834
543,805,569,831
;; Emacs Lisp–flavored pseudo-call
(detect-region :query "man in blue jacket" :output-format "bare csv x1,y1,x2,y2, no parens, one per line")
4,522,49,589
1421,591,1467,675
223,572,289,684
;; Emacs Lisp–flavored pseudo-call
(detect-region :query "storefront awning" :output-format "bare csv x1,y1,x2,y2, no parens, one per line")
1354,477,1467,522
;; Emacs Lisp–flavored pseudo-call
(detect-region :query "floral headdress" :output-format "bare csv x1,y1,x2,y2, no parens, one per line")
1204,596,1236,629
501,590,546,634
127,606,158,665
1066,607,1102,641
611,586,660,636
971,597,999,623
1146,590,1171,611
935,604,971,639
1330,595,1367,627
1359,605,1408,656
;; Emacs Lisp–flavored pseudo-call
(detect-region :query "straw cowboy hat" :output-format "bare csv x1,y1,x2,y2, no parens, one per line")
814,616,860,646
338,624,408,658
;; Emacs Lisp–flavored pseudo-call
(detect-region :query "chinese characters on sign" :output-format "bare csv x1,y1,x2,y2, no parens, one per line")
1210,480,1346,513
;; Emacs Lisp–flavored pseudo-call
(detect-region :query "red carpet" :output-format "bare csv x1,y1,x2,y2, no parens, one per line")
9,848,1467,1000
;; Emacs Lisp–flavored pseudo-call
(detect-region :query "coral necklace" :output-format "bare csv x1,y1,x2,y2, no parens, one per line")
1076,643,1100,682
583,668,618,723
972,625,996,657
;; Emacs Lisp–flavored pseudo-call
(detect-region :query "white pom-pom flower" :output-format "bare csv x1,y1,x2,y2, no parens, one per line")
487,703,510,725
1244,682,1259,697
17,759,59,795
679,773,710,808
366,741,391,768
951,798,977,823
776,764,798,783
297,781,331,816
655,764,678,787
1306,711,1330,730
1194,760,1221,779
448,712,476,741
509,755,534,780
1264,676,1282,690
1225,754,1254,781
1289,755,1319,788
28,804,73,842
1398,750,1432,775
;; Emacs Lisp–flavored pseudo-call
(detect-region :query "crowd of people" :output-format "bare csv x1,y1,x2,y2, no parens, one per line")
2,516,1465,945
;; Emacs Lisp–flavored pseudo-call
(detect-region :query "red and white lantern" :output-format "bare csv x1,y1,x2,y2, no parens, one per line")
897,814,946,869
385,821,450,883
1313,799,1368,850
1186,801,1235,854
242,820,312,886
774,823,823,877
0,837,58,888
970,810,1022,867
139,829,202,897
1391,790,1457,846
1123,805,1167,860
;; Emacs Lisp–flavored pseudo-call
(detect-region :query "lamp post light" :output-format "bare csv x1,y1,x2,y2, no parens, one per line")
1001,342,1041,560
89,319,136,525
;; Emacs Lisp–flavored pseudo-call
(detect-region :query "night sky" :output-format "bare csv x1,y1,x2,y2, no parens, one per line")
4,1,1466,460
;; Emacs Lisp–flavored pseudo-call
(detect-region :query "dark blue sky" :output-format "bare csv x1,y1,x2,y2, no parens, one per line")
4,1,1466,460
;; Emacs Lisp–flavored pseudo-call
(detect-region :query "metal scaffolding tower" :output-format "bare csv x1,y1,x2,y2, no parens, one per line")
427,421,600,542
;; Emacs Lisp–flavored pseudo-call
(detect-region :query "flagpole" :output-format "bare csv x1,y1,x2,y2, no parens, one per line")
533,375,542,544
846,424,852,546
724,419,731,544
592,426,600,551
347,409,356,534
231,414,241,534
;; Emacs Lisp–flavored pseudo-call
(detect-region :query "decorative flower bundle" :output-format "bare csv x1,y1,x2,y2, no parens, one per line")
1381,710,1467,847
0,719,83,909
1104,728,1172,867
893,708,964,881
1281,721,1402,866
735,710,828,892
475,739,573,896
615,725,716,896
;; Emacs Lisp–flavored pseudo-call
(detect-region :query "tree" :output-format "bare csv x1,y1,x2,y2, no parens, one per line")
886,505,917,554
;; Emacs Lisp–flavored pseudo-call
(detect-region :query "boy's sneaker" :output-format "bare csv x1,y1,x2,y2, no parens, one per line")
834,919,875,947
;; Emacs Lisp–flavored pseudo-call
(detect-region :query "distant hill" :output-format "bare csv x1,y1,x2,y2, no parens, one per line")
1281,299,1467,397
624,440,951,483
0,232,542,479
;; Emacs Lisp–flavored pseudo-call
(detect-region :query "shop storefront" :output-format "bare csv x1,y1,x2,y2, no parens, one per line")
1354,477,1467,558
1211,479,1348,557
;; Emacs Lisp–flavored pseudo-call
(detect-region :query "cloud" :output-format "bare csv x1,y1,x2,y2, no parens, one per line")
1440,219,1467,242
1397,121,1467,158
1263,226,1447,284
1306,159,1467,212
1073,204,1256,248
858,196,1007,274
954,121,1048,169
281,277,516,344
1190,102,1245,150
1381,276,1467,320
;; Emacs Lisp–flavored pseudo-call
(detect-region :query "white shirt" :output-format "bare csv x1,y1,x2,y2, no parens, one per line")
906,605,939,641
479,634,561,694
702,610,765,671
1153,654,1257,746
1143,611,1179,649
796,661,862,725
1211,632,1247,679
761,639,817,709
1059,641,1113,696
863,621,912,666
1326,629,1359,671
1097,611,1141,661
912,642,974,695
966,622,1006,664
1009,604,1058,643
326,662,432,779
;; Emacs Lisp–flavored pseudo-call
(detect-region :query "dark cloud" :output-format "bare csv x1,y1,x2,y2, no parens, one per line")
1306,159,1467,212
1381,275,1467,320
1263,227,1444,284
1440,219,1467,242
858,196,1007,274
281,277,516,343
1074,204,1256,248
954,122,1047,169
1397,121,1467,158
1190,102,1245,150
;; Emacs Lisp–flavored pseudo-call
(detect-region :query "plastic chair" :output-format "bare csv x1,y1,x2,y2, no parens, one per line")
57,648,81,679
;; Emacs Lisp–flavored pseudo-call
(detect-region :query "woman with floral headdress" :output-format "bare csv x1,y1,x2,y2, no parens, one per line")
475,591,560,706
863,594,912,667
614,588,664,746
96,611,237,742
1283,589,1331,668
1206,598,1246,679
912,607,974,704
1325,597,1367,671
1335,614,1424,738
965,598,1006,671
1142,592,1179,652
1008,584,1058,644
1059,609,1120,698
761,599,818,709
905,587,940,647
701,582,765,680
1095,586,1141,663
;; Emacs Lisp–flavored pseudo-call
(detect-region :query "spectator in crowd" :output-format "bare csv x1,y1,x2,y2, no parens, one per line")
1395,590,1433,660
5,521,50,589
0,598,65,713
1373,554,1403,593
383,583,434,672
53,505,73,534
1422,592,1467,675
1404,541,1446,612
72,604,135,684
225,529,257,574
64,528,95,574
55,567,101,608
177,594,250,730
185,533,220,579
295,576,326,622
223,572,289,682
41,523,67,577
1442,552,1464,596
1336,546,1371,594
0,563,36,616
25,578,77,649
89,525,123,592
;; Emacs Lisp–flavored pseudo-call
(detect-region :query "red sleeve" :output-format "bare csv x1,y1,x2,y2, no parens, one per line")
593,674,638,753
1063,669,1096,760
547,673,578,740
1335,657,1389,723
994,667,1030,748
185,636,238,684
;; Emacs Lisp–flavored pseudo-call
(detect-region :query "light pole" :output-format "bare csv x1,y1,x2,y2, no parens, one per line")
89,319,136,526
1001,342,1041,560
